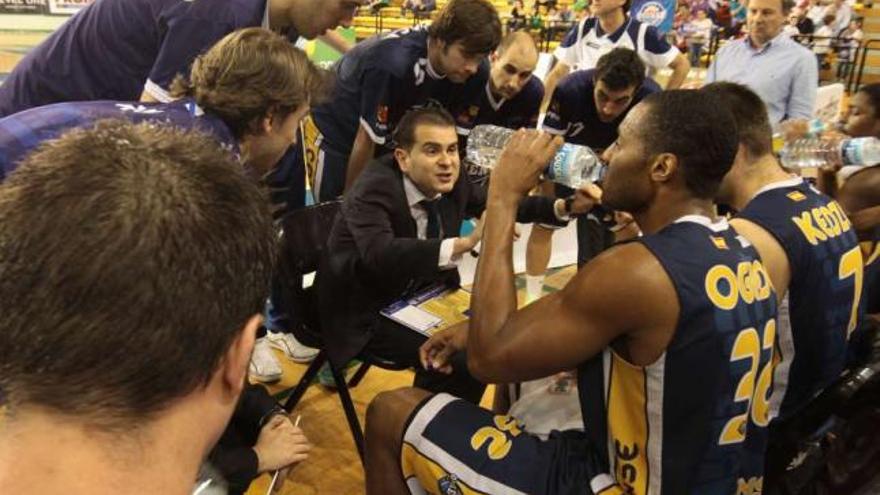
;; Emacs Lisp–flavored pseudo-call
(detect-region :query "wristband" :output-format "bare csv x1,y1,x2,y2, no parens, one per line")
258,405,287,428
564,196,575,216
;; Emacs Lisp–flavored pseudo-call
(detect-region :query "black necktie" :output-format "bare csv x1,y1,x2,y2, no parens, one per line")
420,199,441,239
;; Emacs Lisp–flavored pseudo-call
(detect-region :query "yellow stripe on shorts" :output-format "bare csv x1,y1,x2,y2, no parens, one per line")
300,113,323,192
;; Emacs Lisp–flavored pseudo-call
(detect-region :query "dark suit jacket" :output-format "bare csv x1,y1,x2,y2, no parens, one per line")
317,154,564,367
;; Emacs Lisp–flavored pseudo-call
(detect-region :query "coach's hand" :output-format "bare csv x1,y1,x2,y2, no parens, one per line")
490,129,563,201
419,321,468,374
254,414,312,472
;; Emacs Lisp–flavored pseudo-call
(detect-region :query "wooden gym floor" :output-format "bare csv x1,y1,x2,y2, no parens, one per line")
246,265,578,494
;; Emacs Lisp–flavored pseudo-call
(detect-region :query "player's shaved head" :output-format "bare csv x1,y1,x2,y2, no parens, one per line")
489,31,539,99
496,31,538,59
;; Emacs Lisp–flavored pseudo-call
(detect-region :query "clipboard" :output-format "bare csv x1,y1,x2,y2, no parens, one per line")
381,284,471,337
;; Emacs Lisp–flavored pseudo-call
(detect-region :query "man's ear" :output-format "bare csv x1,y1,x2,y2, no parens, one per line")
395,148,411,173
649,152,677,184
733,142,750,171
428,36,446,54
221,314,261,396
260,114,274,135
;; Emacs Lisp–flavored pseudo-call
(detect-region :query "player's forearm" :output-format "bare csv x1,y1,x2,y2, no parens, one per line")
319,30,353,54
345,131,375,191
468,195,520,379
540,62,569,113
452,235,478,256
665,54,691,89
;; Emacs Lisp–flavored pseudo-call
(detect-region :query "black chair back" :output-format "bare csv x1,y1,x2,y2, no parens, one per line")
278,200,342,275
275,200,342,344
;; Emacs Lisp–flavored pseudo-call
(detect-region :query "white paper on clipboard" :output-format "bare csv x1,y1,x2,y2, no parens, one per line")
384,304,443,335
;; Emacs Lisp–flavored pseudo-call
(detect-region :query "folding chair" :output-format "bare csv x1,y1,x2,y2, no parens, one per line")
274,200,407,464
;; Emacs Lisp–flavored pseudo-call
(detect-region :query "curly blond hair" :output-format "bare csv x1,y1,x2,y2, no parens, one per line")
171,28,331,139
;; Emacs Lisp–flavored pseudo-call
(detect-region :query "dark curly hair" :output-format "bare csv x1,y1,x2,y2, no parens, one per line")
428,0,502,56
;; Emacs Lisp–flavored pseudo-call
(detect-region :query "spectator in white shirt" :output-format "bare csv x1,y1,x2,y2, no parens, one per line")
784,12,802,36
806,0,827,25
837,18,863,78
685,9,714,66
825,0,851,35
540,0,691,112
813,12,835,68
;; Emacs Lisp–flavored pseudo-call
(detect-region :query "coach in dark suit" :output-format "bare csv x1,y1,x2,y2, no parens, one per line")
317,107,588,403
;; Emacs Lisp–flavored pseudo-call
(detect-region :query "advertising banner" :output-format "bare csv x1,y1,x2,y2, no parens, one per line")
47,0,92,15
630,0,676,34
0,0,48,15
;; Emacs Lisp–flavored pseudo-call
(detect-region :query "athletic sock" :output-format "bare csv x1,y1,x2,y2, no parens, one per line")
525,274,545,302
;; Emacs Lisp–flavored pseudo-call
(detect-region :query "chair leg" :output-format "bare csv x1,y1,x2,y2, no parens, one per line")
331,364,366,464
347,362,373,388
282,351,328,413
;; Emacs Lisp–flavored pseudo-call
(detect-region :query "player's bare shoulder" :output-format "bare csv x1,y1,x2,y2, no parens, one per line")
563,242,677,323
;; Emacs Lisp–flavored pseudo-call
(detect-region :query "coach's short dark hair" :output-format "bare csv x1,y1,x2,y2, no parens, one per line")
702,82,773,159
428,0,502,56
0,120,276,429
594,48,646,91
638,90,739,199
393,107,457,151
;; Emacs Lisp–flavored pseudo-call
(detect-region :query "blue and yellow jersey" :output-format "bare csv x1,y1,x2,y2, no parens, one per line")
0,98,237,182
739,177,863,420
310,27,489,155
0,0,297,117
542,68,660,151
472,77,543,130
578,216,778,494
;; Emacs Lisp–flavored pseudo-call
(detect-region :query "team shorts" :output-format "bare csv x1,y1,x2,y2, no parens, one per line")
298,114,350,203
400,393,611,495
264,144,307,220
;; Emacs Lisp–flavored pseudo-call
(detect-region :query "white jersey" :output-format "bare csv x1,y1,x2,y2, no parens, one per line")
553,16,679,71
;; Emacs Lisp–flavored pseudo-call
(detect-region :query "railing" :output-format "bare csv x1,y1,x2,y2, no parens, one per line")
788,34,864,90
850,37,880,93
534,20,577,52
355,8,580,47
354,5,438,38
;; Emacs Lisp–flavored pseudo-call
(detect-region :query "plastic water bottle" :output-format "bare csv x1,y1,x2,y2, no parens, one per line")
772,118,833,155
466,125,605,188
779,136,880,169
